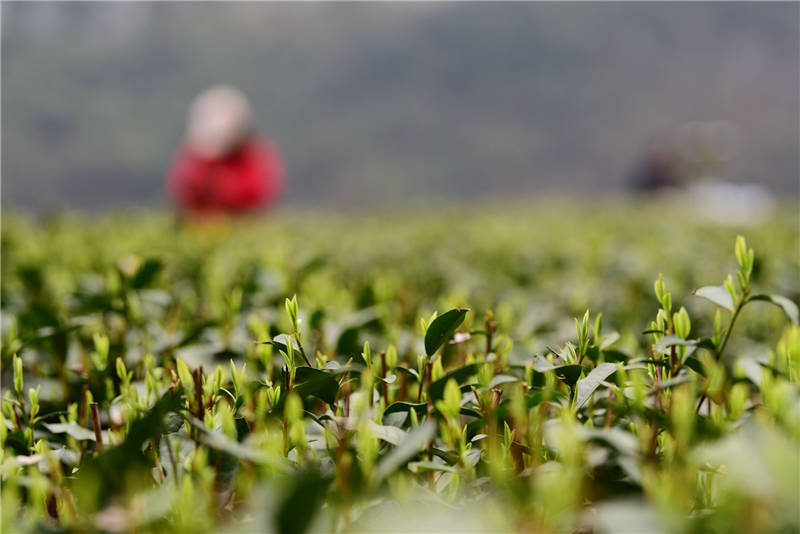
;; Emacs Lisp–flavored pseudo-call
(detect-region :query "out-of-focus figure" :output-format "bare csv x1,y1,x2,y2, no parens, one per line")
628,121,743,194
628,121,775,225
628,139,683,192
167,86,284,218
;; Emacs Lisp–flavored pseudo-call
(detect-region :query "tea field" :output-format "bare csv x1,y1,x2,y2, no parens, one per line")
2,199,799,533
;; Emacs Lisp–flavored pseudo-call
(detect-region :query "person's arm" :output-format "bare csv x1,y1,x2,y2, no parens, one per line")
167,148,210,211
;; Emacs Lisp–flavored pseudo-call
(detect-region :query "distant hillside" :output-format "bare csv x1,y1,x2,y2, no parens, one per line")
2,2,797,211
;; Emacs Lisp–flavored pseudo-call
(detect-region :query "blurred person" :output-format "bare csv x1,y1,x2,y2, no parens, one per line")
628,140,683,192
166,85,284,219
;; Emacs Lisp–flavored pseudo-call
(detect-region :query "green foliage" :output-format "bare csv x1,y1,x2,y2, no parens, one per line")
1,205,798,533
424,308,469,357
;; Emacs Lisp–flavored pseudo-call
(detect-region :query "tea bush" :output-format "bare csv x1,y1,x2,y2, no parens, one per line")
2,200,798,533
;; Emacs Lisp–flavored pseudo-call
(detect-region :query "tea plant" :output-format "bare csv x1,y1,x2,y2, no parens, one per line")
1,203,798,533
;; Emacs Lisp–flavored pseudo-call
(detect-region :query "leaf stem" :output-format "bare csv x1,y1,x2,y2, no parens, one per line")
380,351,389,405
193,367,205,422
294,334,313,367
163,433,179,487
90,402,103,453
698,291,748,414
716,297,745,358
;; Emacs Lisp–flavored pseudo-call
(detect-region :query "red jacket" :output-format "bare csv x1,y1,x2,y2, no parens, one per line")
167,136,284,215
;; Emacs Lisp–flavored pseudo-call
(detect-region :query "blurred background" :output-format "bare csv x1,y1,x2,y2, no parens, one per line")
2,2,798,212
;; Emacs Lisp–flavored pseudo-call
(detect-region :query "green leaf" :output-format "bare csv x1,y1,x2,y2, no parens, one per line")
683,356,706,377
693,285,734,312
72,390,184,508
386,401,479,419
424,308,469,357
430,447,460,464
748,293,799,325
601,349,630,362
274,469,332,534
366,422,407,446
408,460,457,473
175,358,194,394
735,357,763,385
265,334,301,355
163,413,184,434
185,416,290,470
384,401,427,417
599,331,620,350
673,307,691,339
458,406,482,418
395,366,420,381
428,363,481,401
337,417,407,445
488,374,519,388
734,235,748,269
554,365,583,387
229,359,242,397
374,374,397,384
291,367,339,406
581,426,640,458
652,375,695,391
532,356,583,388
575,362,617,409
375,421,437,482
20,322,84,350
43,422,96,441
436,379,462,418
130,258,163,289
654,335,714,355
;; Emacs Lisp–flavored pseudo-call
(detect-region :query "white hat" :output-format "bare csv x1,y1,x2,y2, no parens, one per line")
185,85,254,158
